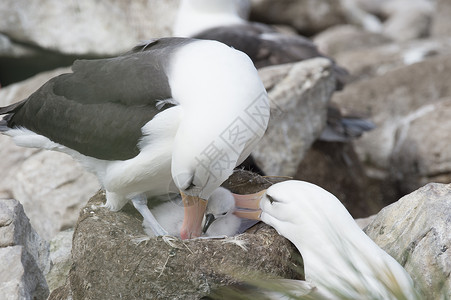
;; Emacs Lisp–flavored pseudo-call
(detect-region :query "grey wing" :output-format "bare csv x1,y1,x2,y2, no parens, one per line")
2,39,186,160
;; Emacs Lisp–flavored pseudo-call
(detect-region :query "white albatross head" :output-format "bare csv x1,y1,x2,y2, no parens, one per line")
233,180,421,299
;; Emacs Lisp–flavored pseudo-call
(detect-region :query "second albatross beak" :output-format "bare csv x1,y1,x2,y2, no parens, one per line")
233,189,266,220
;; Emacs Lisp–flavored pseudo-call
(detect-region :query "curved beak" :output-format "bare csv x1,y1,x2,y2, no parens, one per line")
180,192,208,240
233,189,266,220
202,213,216,234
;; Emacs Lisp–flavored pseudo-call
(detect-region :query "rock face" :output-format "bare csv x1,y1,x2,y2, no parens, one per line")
0,199,50,300
62,171,301,300
432,0,451,37
335,37,451,82
332,55,451,172
0,69,101,240
314,25,392,57
294,141,386,218
253,58,336,176
0,0,179,56
46,229,74,294
390,99,451,195
0,34,79,86
364,183,451,300
250,0,347,35
381,0,434,42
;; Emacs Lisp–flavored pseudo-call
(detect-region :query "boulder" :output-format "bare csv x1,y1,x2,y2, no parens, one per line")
0,246,49,300
364,183,451,300
0,199,50,274
0,34,79,86
0,199,50,300
0,0,179,56
253,58,336,176
250,0,347,36
332,55,451,173
0,69,100,240
335,37,451,81
64,171,301,300
46,229,74,294
390,99,451,195
381,0,434,42
431,0,451,37
294,141,386,218
314,25,392,57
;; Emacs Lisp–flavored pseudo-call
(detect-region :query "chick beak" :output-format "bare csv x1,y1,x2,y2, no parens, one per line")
202,213,216,234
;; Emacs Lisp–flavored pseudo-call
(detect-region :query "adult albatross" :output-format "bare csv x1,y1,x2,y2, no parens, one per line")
0,37,269,240
234,181,420,299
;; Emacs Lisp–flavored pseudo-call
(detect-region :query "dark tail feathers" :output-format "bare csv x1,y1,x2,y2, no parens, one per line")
0,99,26,132
0,99,27,115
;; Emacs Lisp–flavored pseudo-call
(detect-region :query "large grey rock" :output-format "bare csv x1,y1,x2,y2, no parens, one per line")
0,33,35,57
365,183,451,299
65,171,300,300
432,0,451,37
332,55,451,172
0,246,49,300
250,0,347,35
314,25,392,57
0,69,100,240
0,34,78,86
0,199,50,275
336,37,451,81
381,0,434,42
0,0,179,56
294,141,386,218
0,199,50,300
253,58,336,176
46,229,74,294
390,99,451,194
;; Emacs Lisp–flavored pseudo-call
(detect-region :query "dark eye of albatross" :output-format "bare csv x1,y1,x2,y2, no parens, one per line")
185,182,196,190
267,194,277,204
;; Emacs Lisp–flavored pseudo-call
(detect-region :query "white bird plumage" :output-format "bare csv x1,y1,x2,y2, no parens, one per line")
149,187,241,238
235,180,421,299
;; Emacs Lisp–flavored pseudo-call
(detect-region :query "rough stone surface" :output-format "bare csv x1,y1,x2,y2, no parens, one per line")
332,55,451,172
381,0,434,42
294,141,386,218
0,0,179,56
0,199,50,275
314,25,392,57
67,171,301,300
432,0,451,37
365,183,451,300
46,229,74,294
0,34,79,86
336,37,451,82
250,0,347,36
0,69,101,240
0,246,49,300
390,99,451,194
253,58,336,176
0,199,50,300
